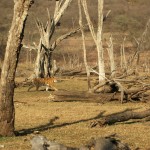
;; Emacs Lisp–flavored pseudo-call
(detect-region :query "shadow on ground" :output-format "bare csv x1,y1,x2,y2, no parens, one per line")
15,108,144,136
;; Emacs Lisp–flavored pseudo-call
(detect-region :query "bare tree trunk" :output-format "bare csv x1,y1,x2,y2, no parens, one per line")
122,37,127,71
34,0,73,78
97,0,105,82
34,39,44,77
78,0,91,91
81,0,105,83
0,0,33,136
107,35,116,78
120,44,123,69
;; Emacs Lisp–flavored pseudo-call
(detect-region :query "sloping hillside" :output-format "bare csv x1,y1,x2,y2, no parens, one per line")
0,0,150,37
0,0,150,62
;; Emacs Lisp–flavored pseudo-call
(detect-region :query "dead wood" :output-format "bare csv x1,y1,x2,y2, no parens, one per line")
61,70,83,76
51,27,82,50
52,90,125,103
53,91,101,102
91,78,150,103
90,109,150,127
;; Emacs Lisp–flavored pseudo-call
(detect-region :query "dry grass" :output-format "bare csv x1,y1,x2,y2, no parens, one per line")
0,78,150,150
0,1,150,149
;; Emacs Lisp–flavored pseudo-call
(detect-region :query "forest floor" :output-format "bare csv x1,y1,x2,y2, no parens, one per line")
0,1,150,148
0,76,150,150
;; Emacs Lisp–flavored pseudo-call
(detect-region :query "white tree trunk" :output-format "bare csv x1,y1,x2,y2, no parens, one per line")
78,0,91,90
81,0,105,83
97,0,105,82
107,35,116,78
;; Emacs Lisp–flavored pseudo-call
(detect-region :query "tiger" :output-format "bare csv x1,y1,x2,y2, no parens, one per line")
28,77,58,92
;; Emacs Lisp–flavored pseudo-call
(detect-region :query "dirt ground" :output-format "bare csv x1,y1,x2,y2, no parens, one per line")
0,77,150,150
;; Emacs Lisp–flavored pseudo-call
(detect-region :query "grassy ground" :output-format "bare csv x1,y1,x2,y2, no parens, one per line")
0,78,150,150
0,1,150,149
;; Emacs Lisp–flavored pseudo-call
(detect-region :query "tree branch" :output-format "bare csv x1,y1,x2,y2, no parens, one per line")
51,26,81,50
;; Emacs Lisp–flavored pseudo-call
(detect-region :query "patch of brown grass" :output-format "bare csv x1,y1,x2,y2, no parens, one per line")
0,78,150,150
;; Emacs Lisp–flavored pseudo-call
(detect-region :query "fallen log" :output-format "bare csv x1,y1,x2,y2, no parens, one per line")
52,87,149,103
52,90,124,103
61,70,83,76
90,109,150,127
91,79,150,103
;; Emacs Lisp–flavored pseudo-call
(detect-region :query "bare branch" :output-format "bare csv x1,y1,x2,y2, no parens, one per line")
49,19,55,41
103,10,111,21
54,0,73,25
90,68,109,81
54,0,60,18
81,0,97,44
51,27,81,50
22,44,37,51
130,18,150,64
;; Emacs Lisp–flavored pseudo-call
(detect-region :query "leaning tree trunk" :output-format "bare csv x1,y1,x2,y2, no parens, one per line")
0,0,33,136
78,0,91,91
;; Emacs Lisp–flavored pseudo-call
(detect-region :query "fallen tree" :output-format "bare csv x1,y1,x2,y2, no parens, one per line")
90,109,150,127
91,79,150,103
55,65,150,103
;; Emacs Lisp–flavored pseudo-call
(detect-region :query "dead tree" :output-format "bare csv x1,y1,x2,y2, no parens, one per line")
130,19,150,66
78,0,91,90
34,0,73,78
90,109,150,127
106,35,116,78
120,37,127,71
0,0,34,136
81,0,105,83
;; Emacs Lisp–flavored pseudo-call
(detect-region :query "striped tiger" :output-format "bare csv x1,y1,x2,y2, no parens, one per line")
28,77,58,91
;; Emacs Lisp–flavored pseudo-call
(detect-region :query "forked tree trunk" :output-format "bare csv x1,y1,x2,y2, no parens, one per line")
81,0,105,83
0,0,33,136
78,0,91,91
34,0,73,78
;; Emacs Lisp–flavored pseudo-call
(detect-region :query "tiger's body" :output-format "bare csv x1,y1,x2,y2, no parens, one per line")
28,77,58,91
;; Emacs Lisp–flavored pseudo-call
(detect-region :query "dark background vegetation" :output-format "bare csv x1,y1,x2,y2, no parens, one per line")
0,0,150,62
